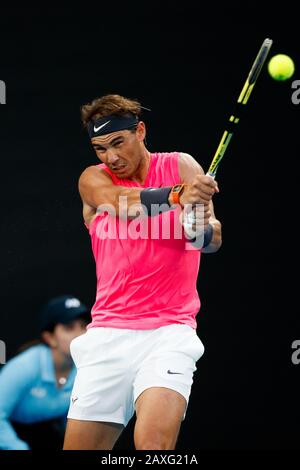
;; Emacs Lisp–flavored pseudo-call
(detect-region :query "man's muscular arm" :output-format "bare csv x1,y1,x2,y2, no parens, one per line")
178,152,222,253
79,166,173,221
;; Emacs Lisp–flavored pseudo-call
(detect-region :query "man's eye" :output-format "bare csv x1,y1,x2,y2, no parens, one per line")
114,142,122,147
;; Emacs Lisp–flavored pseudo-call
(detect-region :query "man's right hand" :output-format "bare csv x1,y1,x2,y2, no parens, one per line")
180,174,219,207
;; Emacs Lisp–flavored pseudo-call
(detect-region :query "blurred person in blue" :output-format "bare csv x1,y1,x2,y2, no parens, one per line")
0,295,90,450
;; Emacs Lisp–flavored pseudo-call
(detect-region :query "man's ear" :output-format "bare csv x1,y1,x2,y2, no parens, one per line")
136,121,146,142
41,331,57,348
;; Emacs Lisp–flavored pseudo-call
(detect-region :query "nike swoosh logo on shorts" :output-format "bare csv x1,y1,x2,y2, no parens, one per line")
167,370,184,375
94,120,111,132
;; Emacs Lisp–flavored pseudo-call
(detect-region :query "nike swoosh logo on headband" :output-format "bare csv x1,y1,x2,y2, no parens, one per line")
94,120,111,132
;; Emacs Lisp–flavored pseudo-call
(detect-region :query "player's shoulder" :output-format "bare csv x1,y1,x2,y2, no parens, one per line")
178,152,204,181
80,164,109,178
79,165,112,186
179,152,202,165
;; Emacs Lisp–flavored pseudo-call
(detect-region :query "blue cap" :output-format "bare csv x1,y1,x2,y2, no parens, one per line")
39,295,90,332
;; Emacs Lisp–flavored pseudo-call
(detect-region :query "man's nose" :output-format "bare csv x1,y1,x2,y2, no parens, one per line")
107,149,119,164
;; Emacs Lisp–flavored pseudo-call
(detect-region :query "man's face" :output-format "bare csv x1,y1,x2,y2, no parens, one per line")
91,121,146,178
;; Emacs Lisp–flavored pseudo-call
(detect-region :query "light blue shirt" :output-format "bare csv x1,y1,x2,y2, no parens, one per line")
0,344,76,450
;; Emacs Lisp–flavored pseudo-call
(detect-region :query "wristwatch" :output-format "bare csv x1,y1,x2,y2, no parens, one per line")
170,183,185,206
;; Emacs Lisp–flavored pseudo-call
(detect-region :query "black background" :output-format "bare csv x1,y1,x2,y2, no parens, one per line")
0,2,299,450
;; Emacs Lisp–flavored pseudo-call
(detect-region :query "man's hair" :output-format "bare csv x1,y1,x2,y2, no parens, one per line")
81,94,142,128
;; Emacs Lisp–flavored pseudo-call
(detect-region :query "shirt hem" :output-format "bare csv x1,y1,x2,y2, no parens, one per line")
87,319,197,330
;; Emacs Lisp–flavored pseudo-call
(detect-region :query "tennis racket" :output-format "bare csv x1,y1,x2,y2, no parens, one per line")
184,38,273,235
206,37,273,178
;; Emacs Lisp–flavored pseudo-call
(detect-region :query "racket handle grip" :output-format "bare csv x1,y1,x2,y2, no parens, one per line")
184,172,217,228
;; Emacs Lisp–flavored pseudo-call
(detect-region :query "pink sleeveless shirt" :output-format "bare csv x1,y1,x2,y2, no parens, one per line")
86,152,201,330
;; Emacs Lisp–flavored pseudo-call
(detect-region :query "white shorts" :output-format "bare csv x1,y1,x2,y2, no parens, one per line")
67,324,204,426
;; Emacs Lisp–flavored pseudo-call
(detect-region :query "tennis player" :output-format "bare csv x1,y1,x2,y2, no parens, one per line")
63,94,222,450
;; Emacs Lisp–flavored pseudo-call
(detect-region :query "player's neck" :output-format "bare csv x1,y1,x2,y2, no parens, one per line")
131,148,151,185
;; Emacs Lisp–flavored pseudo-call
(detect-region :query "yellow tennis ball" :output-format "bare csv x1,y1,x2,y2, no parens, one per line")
268,54,295,81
